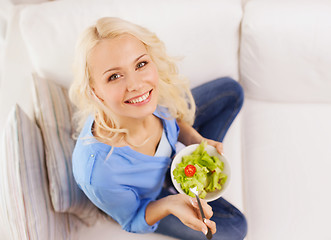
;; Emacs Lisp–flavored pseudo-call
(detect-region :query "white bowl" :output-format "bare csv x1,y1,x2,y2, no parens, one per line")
170,144,231,202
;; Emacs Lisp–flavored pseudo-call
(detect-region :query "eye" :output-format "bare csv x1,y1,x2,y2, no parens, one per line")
136,61,148,70
108,73,121,81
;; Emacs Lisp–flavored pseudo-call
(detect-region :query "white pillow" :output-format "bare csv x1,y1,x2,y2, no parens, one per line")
0,104,74,240
31,73,99,225
19,0,242,88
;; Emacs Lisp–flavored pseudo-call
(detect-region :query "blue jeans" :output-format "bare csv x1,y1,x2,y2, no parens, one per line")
192,77,244,142
156,77,247,239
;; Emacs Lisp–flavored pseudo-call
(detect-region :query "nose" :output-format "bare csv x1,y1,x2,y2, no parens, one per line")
126,72,143,92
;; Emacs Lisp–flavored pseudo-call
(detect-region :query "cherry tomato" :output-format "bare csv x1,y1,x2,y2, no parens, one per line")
184,164,196,177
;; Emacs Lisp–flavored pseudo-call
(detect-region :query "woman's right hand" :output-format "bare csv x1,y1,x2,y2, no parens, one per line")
166,193,217,235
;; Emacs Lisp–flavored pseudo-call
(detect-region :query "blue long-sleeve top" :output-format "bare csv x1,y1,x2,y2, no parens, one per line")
72,107,179,233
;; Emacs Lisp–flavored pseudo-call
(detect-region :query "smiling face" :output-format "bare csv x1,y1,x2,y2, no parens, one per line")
88,34,159,123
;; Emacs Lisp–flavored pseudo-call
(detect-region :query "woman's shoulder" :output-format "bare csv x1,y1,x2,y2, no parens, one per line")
77,115,94,138
72,116,113,184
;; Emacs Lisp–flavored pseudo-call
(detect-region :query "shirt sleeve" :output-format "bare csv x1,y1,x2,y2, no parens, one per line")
85,184,159,233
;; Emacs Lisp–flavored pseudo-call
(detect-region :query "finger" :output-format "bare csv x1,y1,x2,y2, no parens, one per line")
200,199,213,219
215,142,224,155
190,197,204,210
187,198,214,235
205,139,224,155
190,197,213,220
190,197,199,209
204,218,217,234
190,198,203,220
186,217,209,235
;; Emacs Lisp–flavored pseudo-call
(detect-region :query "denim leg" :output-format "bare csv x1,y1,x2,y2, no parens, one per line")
191,77,244,142
208,198,248,240
155,188,247,240
155,78,246,239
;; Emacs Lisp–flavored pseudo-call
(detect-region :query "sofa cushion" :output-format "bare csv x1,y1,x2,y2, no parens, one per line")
242,99,331,240
31,73,99,225
19,0,242,89
0,104,73,239
240,0,331,102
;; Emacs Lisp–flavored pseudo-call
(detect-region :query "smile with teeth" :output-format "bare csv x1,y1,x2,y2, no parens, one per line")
126,91,151,104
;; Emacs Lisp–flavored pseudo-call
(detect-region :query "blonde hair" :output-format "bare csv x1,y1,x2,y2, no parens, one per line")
69,17,195,142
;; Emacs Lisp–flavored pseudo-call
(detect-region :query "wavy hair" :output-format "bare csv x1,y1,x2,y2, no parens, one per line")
69,17,195,142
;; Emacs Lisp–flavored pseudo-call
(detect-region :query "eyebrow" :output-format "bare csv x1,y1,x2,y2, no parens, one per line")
103,53,147,75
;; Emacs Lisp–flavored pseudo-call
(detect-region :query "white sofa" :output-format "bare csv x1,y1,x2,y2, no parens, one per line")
1,0,331,239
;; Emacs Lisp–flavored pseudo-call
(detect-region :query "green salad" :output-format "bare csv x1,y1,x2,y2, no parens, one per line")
172,141,227,199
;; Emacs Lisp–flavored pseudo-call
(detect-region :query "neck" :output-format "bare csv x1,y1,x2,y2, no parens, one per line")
94,112,163,155
116,114,157,147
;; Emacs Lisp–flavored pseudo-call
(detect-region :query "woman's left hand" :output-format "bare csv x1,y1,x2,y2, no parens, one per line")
176,119,224,155
203,138,224,156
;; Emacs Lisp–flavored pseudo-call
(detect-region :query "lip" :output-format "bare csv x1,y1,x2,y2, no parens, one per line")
125,89,152,105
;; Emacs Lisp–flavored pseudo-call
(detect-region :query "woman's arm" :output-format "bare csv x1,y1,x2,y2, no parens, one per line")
177,119,203,146
177,119,224,155
145,194,216,235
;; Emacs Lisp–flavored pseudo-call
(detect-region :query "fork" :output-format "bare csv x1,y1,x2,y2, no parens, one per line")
190,187,213,239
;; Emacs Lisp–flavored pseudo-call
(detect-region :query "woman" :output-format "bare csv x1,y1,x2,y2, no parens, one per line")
70,17,247,240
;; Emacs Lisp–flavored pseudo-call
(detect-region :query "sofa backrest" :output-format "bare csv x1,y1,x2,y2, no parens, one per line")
19,0,243,89
240,0,331,103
